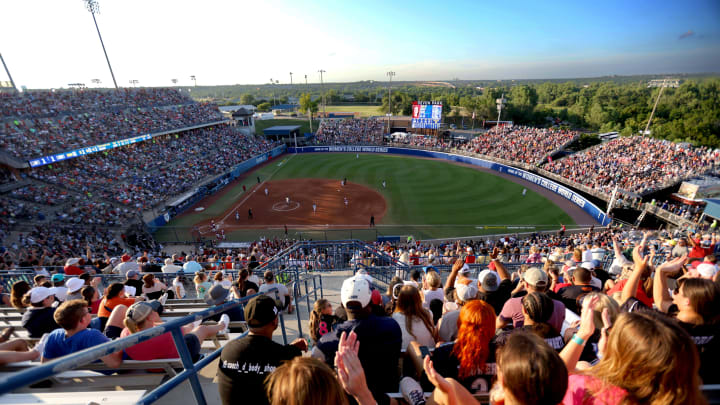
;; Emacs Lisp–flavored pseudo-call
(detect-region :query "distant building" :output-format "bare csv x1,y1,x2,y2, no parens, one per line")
230,107,255,135
648,79,680,88
270,103,299,113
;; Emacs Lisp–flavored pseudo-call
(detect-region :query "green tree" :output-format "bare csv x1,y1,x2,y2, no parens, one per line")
240,94,255,105
257,102,271,112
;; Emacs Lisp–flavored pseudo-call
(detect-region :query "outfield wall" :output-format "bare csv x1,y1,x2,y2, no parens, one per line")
288,145,611,226
147,145,287,230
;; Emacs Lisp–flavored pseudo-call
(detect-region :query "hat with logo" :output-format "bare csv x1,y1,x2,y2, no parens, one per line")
205,284,230,306
459,263,472,275
245,295,280,327
341,277,372,308
478,270,499,292
66,278,85,293
522,267,548,288
29,286,58,303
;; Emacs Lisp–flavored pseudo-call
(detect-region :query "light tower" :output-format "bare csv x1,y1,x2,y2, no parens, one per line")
289,72,293,86
643,79,668,137
190,75,197,87
495,93,506,136
318,69,326,118
386,71,396,133
83,0,118,89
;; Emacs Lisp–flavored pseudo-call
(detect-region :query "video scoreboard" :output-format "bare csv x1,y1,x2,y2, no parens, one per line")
411,101,442,129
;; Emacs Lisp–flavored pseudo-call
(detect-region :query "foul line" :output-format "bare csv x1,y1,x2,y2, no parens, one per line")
198,154,296,234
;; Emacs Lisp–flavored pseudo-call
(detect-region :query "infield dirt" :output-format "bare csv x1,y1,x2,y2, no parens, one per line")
195,178,387,233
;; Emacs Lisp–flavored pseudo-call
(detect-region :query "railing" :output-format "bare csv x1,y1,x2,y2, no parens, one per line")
0,288,287,405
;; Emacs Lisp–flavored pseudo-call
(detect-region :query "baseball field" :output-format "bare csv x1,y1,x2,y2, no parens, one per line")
154,153,591,242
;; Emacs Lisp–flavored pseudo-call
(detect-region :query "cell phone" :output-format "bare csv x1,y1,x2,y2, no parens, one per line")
419,346,431,359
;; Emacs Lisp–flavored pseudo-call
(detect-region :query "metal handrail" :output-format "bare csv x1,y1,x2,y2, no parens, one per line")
0,288,284,405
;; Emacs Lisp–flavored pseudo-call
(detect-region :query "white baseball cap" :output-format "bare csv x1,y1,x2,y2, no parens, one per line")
697,263,719,279
341,277,371,308
29,287,58,304
66,278,85,293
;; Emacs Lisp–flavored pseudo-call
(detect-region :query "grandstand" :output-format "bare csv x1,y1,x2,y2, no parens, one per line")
1,90,720,404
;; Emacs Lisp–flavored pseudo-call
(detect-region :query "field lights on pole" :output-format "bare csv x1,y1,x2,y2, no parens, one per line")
386,71,395,133
495,93,506,136
318,70,326,118
83,0,118,89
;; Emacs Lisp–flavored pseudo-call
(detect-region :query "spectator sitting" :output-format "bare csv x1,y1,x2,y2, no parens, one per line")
230,269,259,299
309,298,340,344
204,284,244,331
113,254,139,276
20,286,60,338
161,258,182,273
42,299,122,367
64,277,85,301
97,282,143,335
51,274,68,302
124,270,144,296
194,272,212,299
421,269,444,309
217,295,307,405
557,267,600,315
121,300,228,362
141,273,170,301
497,292,565,352
10,280,31,310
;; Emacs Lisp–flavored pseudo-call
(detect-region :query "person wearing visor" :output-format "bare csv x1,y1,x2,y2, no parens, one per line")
121,300,229,363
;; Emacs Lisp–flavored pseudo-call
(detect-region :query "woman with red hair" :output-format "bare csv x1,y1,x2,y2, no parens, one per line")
426,299,497,393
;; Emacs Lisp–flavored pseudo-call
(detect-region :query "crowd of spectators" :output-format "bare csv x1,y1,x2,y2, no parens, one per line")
28,126,279,210
315,118,385,145
2,103,222,160
458,126,578,165
0,88,192,119
8,184,77,206
544,136,720,195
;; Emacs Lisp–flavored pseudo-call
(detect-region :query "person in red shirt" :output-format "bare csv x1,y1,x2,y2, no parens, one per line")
464,247,476,264
688,234,717,259
64,258,84,276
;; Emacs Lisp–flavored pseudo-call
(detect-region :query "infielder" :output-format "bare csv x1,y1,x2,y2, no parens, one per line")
312,203,317,214
265,187,269,197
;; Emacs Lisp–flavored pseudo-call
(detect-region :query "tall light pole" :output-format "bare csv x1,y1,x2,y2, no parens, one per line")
386,71,395,133
495,93,506,136
0,53,18,92
289,72,293,86
129,79,138,88
190,75,197,87
304,74,307,87
91,78,101,87
643,79,667,137
318,69,326,118
83,0,118,89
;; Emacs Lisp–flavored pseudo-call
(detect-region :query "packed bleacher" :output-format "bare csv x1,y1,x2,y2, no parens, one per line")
459,126,578,165
544,136,720,195
314,118,385,145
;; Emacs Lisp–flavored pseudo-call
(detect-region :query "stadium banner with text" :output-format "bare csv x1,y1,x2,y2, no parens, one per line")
411,101,443,129
287,146,611,226
147,145,286,230
27,120,230,168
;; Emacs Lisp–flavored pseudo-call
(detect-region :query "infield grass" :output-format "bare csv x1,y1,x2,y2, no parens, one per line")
156,153,576,242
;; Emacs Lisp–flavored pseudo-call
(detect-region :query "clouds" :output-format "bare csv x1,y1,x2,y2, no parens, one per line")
679,30,696,40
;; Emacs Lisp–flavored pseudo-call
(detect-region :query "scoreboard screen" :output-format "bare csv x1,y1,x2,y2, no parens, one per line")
411,101,442,129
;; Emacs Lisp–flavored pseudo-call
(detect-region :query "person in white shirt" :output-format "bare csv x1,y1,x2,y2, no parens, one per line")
391,285,436,350
162,258,182,273
421,270,445,309
258,270,293,313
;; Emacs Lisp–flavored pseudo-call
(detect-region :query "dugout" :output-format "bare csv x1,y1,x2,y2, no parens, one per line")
263,125,302,143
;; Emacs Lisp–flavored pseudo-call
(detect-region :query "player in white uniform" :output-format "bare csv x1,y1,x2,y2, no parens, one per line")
522,188,527,196
265,187,269,197
235,211,239,221
382,180,386,188
344,197,348,208
285,196,290,204
312,203,317,214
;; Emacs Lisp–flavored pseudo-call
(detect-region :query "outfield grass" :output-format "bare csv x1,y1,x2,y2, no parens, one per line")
156,153,576,242
323,105,382,117
254,119,320,135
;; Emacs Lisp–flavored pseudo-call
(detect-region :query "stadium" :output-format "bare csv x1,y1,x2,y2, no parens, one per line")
1,1,720,404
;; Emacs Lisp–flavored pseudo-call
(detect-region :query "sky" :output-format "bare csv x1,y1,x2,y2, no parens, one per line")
1,0,719,89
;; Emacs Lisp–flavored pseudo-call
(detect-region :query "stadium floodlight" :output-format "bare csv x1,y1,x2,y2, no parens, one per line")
289,72,293,86
386,71,395,133
171,78,178,85
91,78,101,87
643,79,668,137
318,70,326,118
129,79,138,87
190,75,197,87
83,0,118,89
495,93,506,136
304,74,308,87
0,53,18,92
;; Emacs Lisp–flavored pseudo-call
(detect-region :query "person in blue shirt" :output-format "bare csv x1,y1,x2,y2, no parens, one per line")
43,299,122,368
